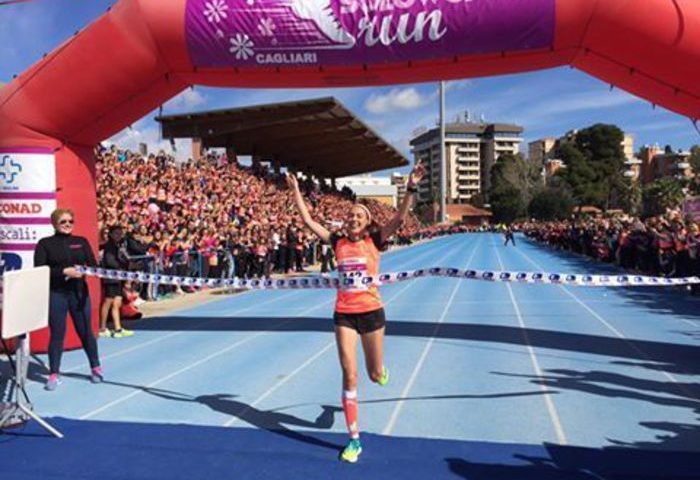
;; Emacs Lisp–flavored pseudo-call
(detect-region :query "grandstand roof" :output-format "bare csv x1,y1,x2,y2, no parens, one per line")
156,97,408,177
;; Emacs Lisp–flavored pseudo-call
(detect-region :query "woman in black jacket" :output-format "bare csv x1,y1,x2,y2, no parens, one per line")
34,208,103,391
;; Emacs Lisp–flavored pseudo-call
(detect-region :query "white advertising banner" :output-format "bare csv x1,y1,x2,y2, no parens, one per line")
0,148,57,276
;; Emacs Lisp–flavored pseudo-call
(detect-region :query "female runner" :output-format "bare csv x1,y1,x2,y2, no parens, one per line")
286,162,424,462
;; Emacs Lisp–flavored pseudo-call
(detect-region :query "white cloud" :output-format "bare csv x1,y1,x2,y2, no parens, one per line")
464,88,643,131
534,89,639,118
163,88,206,112
625,119,689,133
445,80,473,92
365,87,431,114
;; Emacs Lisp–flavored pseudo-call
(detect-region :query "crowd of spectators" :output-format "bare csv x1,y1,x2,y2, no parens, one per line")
96,146,432,292
520,212,700,291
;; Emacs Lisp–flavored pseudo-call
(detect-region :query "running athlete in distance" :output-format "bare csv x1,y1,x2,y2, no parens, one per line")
504,226,516,246
286,162,424,463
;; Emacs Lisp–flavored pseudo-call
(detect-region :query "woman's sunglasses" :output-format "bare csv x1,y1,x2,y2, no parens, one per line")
58,219,74,225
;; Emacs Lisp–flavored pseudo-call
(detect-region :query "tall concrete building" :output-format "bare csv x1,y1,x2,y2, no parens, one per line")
409,121,523,207
528,137,557,168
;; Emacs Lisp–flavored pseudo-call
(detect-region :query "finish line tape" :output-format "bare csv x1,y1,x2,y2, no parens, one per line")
75,266,700,290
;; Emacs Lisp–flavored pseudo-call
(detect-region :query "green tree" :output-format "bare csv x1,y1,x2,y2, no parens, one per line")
490,153,540,199
490,186,525,223
575,124,625,161
488,152,539,222
556,143,600,207
528,187,574,220
642,177,685,216
557,124,626,210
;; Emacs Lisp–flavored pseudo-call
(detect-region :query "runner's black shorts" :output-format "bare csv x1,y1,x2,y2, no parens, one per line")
102,281,123,298
334,308,386,334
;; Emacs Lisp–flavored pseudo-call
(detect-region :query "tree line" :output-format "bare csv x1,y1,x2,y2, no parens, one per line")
487,123,700,223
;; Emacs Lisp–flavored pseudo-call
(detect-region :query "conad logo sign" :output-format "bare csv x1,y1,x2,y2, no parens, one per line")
0,202,44,215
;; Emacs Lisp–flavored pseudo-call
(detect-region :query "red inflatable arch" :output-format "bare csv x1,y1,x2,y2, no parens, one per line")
0,0,698,351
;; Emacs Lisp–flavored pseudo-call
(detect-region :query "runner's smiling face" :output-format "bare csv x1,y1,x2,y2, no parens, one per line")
347,205,370,236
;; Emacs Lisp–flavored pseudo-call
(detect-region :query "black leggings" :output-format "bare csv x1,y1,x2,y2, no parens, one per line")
48,289,100,374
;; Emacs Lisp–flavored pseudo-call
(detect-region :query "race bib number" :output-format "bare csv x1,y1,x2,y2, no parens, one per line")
338,256,368,291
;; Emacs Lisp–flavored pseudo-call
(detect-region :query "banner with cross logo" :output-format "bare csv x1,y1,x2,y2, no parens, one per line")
0,148,57,278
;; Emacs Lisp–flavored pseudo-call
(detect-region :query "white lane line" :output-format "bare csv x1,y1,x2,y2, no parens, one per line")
223,341,336,427
60,238,453,375
223,238,463,427
398,300,598,305
65,236,460,374
62,290,304,374
383,236,481,435
81,326,284,419
82,233,459,420
678,317,700,328
514,244,696,398
518,238,700,330
495,246,568,445
80,296,335,420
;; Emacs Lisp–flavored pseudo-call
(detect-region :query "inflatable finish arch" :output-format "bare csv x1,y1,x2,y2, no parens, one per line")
0,0,699,350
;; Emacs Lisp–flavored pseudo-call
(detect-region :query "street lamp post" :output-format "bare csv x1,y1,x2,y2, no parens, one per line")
439,80,447,224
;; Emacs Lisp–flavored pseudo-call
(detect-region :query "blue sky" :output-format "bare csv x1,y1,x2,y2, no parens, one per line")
2,0,698,175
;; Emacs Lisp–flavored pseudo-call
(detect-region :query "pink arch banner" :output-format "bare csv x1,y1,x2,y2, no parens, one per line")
186,0,555,66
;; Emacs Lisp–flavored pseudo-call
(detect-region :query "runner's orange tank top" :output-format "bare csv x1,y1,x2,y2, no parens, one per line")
332,233,383,314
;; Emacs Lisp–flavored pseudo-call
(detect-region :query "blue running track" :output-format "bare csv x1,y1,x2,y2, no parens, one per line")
1,233,699,479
